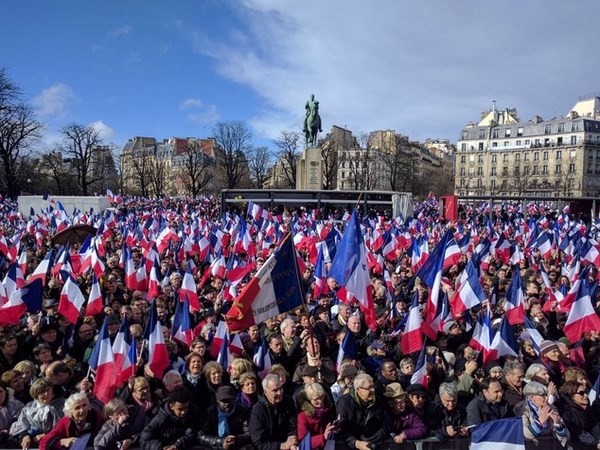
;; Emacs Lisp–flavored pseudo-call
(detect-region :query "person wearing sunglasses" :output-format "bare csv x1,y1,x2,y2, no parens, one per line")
558,380,599,449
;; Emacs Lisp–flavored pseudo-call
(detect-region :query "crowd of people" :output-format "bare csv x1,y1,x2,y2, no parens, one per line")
0,193,598,449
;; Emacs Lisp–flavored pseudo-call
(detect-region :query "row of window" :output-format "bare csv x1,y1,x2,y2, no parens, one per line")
457,178,576,189
459,149,583,164
459,163,576,176
469,122,581,140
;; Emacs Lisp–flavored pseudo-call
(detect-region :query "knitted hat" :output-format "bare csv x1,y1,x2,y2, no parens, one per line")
539,340,559,355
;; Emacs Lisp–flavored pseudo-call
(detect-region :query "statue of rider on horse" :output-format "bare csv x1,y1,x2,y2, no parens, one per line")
303,94,322,148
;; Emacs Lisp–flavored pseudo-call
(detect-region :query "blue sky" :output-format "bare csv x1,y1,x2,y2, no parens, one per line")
2,0,600,152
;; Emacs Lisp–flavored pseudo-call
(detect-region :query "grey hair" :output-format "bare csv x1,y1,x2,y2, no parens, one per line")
280,318,295,334
503,360,524,376
262,373,281,391
353,373,373,391
524,363,546,381
438,382,458,399
64,392,89,416
523,381,547,396
162,370,183,384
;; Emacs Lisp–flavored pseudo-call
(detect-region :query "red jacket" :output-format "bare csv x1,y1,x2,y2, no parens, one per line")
297,407,335,450
39,410,102,450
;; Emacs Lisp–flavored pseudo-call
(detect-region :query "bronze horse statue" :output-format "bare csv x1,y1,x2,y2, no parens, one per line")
304,102,322,148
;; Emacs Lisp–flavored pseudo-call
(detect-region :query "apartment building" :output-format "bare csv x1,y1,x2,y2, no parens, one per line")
455,97,600,197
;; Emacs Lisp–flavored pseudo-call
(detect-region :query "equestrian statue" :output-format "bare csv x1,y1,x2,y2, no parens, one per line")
303,94,322,148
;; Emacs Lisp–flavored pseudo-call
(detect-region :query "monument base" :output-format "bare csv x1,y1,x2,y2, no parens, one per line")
296,146,323,190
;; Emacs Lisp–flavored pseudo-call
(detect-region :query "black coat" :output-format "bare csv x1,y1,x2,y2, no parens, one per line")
465,394,512,426
557,394,600,447
140,403,198,450
249,397,297,450
93,420,132,450
197,403,251,449
426,396,467,440
335,389,387,449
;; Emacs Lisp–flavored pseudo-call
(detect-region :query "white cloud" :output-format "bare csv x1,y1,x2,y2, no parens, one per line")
179,98,220,124
32,83,78,120
110,25,132,38
180,98,205,109
188,0,600,141
89,120,116,142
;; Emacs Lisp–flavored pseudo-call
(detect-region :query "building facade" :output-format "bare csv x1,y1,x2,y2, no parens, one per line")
455,97,600,197
120,136,216,196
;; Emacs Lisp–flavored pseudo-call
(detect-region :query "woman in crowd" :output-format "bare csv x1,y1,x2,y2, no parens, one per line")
229,357,253,390
10,378,61,450
382,383,428,448
94,398,134,450
1,369,30,405
557,380,600,448
514,381,569,445
39,392,102,450
121,376,158,440
537,340,566,386
0,380,24,448
297,382,336,450
182,352,206,409
237,372,260,410
524,363,558,404
203,361,229,409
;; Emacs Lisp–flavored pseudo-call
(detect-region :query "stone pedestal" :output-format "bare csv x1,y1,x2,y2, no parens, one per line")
296,146,323,190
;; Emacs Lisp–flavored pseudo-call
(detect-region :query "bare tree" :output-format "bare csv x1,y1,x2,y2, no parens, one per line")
247,146,271,188
149,157,169,198
41,150,69,194
379,134,417,191
59,123,108,195
212,121,251,189
0,69,43,197
319,135,339,190
178,140,213,197
130,150,153,197
273,131,301,187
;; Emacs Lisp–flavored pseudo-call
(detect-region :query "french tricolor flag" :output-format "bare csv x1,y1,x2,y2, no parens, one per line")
442,237,462,269
85,274,104,317
112,316,136,384
179,265,199,312
470,306,493,359
147,258,163,300
313,245,329,299
416,230,452,341
88,316,117,403
336,331,358,373
143,301,170,378
450,260,485,316
29,250,53,286
253,339,272,379
400,293,423,355
328,210,376,331
504,269,525,325
225,234,305,333
488,317,519,362
0,279,43,325
563,277,600,344
523,316,545,355
171,297,193,347
471,418,524,450
58,274,86,324
410,344,428,388
535,231,553,258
